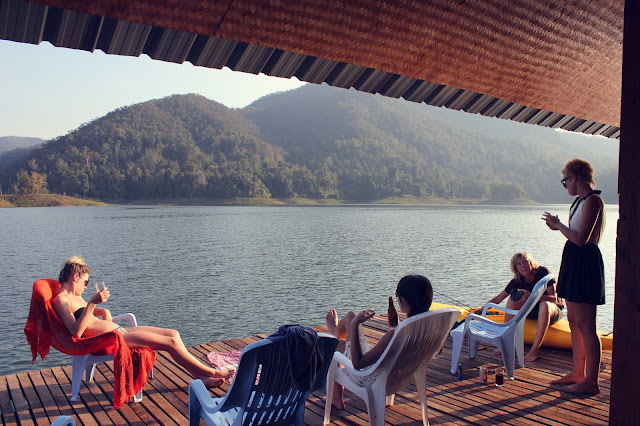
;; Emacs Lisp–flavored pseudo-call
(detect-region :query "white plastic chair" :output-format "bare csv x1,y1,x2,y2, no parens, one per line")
189,332,338,425
71,313,152,402
323,308,461,426
449,273,554,379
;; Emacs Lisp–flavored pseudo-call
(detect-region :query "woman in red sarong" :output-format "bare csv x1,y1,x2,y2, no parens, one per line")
54,256,234,388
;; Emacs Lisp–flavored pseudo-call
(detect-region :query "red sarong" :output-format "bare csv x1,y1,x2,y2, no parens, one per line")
24,279,155,408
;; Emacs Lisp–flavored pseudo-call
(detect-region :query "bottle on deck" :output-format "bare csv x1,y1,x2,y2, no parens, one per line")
388,296,399,327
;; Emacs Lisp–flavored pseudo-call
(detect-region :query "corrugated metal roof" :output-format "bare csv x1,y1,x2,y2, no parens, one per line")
0,0,620,139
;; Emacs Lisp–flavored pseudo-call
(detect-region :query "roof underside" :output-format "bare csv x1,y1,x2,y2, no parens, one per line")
0,0,623,139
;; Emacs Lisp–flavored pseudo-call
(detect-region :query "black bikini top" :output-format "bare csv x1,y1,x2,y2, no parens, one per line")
73,307,86,321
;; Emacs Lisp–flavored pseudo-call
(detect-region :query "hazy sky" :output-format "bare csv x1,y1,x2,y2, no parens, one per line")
0,40,305,140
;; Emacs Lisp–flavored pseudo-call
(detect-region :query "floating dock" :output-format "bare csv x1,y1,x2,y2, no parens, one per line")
1,314,611,425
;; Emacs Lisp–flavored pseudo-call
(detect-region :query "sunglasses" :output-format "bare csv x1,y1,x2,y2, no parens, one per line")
78,275,89,286
561,176,571,188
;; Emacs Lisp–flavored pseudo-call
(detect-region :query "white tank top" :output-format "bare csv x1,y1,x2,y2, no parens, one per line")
569,192,606,244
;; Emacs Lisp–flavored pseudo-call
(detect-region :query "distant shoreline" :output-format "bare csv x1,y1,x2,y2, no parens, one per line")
0,194,108,208
0,194,539,208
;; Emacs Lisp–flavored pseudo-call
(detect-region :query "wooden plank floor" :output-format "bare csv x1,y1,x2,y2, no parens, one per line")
1,315,611,425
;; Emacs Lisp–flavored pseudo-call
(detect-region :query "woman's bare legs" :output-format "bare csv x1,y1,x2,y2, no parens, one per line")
123,326,234,387
561,303,600,394
325,310,355,409
524,301,555,362
551,301,590,387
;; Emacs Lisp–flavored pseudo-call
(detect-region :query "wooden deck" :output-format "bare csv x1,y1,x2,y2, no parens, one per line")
1,315,611,425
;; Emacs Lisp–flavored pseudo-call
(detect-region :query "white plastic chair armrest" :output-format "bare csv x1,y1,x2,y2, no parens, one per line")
331,351,377,379
464,313,509,329
331,351,354,369
112,313,137,327
482,303,519,316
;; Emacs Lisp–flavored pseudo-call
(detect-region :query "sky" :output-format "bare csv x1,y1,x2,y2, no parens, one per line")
0,40,306,140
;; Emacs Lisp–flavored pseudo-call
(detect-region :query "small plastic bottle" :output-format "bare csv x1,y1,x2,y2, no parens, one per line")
457,364,463,381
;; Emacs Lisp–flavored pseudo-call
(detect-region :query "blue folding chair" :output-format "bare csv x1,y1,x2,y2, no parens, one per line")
189,333,338,425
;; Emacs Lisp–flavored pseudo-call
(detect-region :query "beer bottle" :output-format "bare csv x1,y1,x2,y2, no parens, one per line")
388,296,399,327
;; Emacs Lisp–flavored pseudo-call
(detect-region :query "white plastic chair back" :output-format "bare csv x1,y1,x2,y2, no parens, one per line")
324,308,461,426
449,273,555,379
503,274,551,326
379,308,461,394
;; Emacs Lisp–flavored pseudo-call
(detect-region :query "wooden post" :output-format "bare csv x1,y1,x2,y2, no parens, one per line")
610,0,640,423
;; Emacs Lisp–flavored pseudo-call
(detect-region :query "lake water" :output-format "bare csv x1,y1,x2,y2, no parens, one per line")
0,203,618,376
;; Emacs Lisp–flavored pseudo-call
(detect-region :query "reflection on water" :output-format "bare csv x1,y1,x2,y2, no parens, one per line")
0,204,618,375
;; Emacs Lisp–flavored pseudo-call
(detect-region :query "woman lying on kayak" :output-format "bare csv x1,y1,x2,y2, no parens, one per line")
481,252,563,362
53,256,234,387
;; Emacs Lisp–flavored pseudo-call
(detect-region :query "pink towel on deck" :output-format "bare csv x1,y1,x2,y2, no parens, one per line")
207,350,242,369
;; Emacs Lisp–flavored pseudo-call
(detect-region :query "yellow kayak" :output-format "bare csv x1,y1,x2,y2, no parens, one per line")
431,301,613,351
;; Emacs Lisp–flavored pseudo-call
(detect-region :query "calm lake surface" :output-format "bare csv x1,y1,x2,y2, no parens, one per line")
0,204,618,376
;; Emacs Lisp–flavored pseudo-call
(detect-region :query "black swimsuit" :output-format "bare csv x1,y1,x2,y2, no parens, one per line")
73,307,85,320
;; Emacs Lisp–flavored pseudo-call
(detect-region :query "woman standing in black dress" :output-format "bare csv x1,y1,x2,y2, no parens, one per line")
543,158,606,394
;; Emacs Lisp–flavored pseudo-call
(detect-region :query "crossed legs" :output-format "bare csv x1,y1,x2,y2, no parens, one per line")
550,302,600,394
123,326,234,387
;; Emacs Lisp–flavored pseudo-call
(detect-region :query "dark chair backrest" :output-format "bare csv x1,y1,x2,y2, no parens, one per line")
220,334,338,425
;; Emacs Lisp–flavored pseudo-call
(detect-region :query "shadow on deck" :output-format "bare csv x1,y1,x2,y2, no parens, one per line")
1,315,611,425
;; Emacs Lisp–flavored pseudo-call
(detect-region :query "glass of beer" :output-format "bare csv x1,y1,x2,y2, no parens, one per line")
495,367,505,387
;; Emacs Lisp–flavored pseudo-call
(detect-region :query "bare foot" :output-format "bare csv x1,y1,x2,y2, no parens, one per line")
524,349,540,363
326,309,339,335
493,348,502,356
215,367,236,381
550,372,584,385
562,380,600,395
200,377,225,388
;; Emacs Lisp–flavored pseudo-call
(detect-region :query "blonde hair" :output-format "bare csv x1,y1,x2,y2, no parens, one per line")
59,256,90,283
561,158,595,187
510,252,539,280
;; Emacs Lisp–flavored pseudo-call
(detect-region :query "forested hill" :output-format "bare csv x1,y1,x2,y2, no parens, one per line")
1,95,319,199
243,84,618,202
0,87,618,202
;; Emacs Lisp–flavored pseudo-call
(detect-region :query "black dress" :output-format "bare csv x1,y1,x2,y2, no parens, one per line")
557,192,605,305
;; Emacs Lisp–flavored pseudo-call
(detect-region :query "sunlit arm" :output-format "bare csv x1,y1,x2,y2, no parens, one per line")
348,309,395,370
54,299,98,338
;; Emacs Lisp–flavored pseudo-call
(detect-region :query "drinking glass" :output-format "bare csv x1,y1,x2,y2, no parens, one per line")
495,367,505,387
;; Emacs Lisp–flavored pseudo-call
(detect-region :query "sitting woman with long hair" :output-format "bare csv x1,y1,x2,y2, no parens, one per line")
481,252,563,362
53,256,233,387
325,274,433,409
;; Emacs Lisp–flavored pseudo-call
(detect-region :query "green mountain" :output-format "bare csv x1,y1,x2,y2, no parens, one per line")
0,86,619,202
1,94,323,199
243,84,618,202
